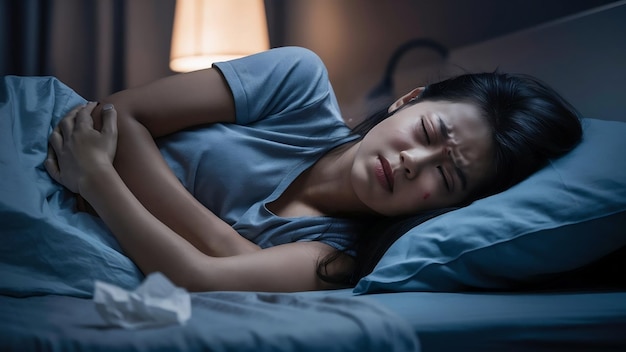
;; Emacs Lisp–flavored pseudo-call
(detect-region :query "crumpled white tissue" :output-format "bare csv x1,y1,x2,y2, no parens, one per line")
93,272,191,329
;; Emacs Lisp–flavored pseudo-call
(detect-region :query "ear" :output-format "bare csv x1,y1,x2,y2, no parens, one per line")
388,87,425,114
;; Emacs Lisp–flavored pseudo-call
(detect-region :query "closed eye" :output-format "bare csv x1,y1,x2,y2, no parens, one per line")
437,166,450,191
421,118,430,145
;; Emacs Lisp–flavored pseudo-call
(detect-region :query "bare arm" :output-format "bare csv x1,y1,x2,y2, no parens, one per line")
81,165,351,291
96,68,237,137
85,164,350,292
91,69,259,257
46,104,352,291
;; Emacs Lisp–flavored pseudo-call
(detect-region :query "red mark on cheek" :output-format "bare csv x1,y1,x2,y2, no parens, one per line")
423,192,431,200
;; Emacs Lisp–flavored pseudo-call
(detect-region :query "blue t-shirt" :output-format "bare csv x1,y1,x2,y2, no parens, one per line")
157,47,360,252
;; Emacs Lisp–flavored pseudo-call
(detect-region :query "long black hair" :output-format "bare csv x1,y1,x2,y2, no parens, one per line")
317,72,583,286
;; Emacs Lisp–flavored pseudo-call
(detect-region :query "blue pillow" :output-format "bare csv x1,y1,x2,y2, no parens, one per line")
354,118,626,293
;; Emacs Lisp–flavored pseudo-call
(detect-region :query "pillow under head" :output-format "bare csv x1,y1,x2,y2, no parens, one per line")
355,118,626,293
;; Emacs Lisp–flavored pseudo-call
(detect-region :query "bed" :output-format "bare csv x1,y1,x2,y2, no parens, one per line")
2,72,626,352
2,5,626,350
1,289,625,352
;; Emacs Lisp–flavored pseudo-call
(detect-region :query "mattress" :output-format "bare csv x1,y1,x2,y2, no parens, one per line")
358,290,626,351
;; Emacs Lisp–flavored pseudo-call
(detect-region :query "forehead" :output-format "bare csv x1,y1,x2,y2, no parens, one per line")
433,101,491,145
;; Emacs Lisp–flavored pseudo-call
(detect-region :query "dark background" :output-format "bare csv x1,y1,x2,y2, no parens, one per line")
1,0,624,123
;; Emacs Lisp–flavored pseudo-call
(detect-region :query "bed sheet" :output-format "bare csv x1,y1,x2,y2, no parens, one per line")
0,290,419,352
0,75,143,297
3,288,625,352
350,290,626,351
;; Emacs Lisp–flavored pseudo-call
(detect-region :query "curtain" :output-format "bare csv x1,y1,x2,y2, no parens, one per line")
0,0,51,77
0,0,176,100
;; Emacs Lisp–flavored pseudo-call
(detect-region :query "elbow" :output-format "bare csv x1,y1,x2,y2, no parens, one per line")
167,255,218,293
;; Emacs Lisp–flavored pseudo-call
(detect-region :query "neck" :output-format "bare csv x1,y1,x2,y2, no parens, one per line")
302,141,373,217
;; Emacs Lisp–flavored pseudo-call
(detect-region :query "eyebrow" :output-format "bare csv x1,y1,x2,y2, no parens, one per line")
438,117,468,191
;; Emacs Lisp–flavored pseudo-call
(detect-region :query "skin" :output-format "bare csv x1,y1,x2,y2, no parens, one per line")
45,68,495,292
349,97,496,216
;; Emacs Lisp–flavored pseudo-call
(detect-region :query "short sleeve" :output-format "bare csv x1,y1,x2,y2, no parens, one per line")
212,47,332,125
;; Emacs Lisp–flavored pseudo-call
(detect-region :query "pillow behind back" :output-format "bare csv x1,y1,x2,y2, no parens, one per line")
355,118,626,293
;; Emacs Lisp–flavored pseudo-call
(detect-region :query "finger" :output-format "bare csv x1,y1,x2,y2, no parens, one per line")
59,104,83,127
52,123,61,137
44,144,62,184
75,101,98,129
48,129,63,154
46,142,57,167
100,104,118,137
59,106,81,137
65,104,84,118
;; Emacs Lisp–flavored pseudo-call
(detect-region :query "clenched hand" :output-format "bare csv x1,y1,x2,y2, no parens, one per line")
45,102,118,194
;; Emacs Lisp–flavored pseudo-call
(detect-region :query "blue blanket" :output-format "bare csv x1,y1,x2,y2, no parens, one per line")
0,76,143,297
0,290,419,352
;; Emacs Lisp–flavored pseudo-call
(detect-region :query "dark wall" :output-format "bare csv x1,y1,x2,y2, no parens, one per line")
2,0,619,107
264,0,619,120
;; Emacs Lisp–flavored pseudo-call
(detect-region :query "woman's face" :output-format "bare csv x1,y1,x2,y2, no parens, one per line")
350,99,495,216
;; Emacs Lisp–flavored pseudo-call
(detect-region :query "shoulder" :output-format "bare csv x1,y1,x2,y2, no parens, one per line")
213,47,335,125
257,46,325,68
216,46,329,87
270,46,327,74
263,47,331,103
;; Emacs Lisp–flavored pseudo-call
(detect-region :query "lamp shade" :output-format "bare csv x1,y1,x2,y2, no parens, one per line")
169,0,269,72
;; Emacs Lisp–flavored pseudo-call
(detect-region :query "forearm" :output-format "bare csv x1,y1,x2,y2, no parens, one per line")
86,70,259,256
79,165,207,286
49,80,345,293
110,111,260,256
79,166,341,293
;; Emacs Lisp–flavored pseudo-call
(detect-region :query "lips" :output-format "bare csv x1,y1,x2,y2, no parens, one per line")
375,156,394,192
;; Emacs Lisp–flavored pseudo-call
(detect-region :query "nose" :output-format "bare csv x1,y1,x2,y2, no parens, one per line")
400,145,448,179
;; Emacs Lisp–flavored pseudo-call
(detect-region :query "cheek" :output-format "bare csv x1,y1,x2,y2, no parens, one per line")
368,123,413,149
397,176,441,211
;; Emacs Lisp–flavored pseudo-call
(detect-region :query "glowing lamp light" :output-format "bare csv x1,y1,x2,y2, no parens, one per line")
169,0,270,72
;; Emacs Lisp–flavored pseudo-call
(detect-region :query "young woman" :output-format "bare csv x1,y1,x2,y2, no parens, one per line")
45,47,582,292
